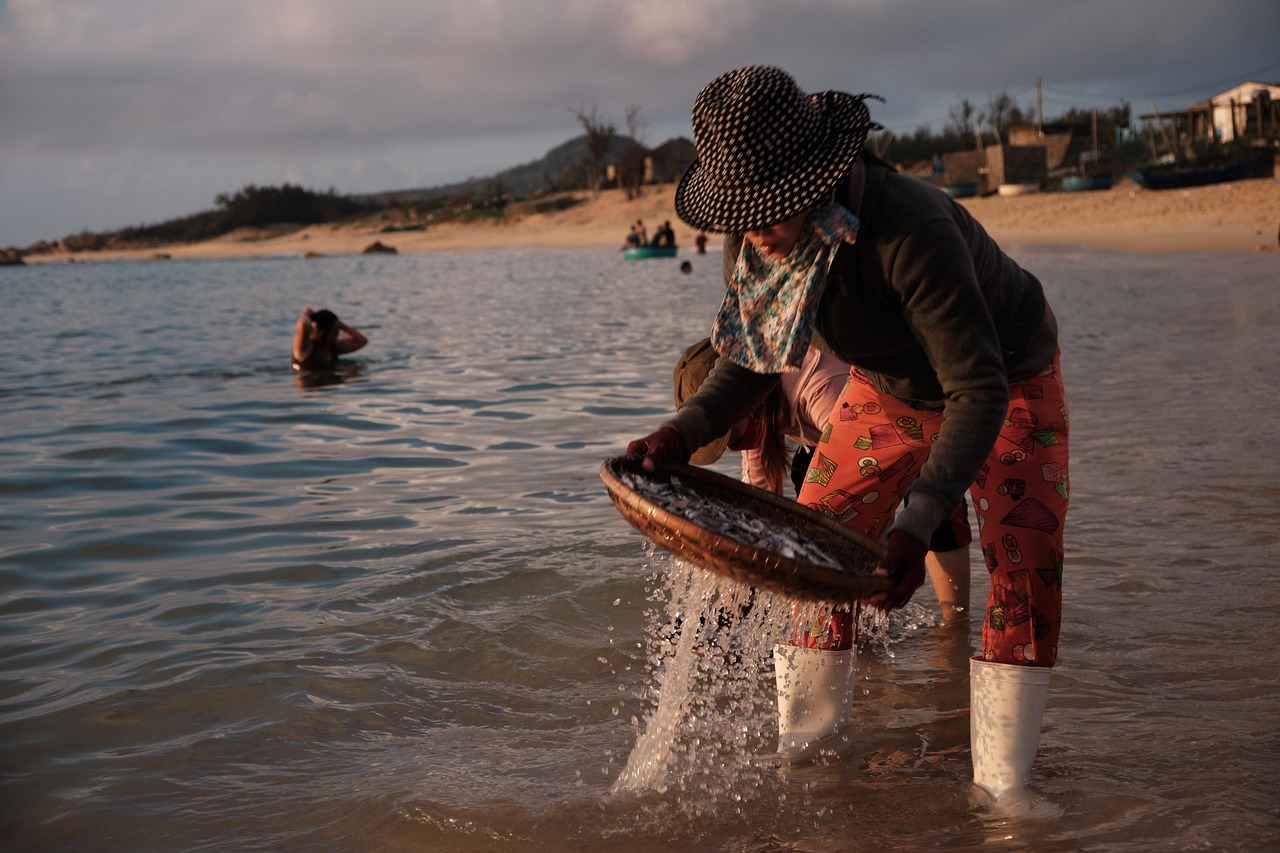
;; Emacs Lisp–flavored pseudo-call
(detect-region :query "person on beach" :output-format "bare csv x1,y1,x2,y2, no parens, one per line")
292,307,368,371
625,66,1068,795
651,220,677,248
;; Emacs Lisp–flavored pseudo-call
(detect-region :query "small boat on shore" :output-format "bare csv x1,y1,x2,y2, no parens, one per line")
944,182,979,199
623,245,678,260
1064,109,1115,193
1129,158,1257,190
1062,174,1114,192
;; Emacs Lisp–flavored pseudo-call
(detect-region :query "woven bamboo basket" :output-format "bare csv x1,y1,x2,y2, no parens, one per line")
599,455,890,603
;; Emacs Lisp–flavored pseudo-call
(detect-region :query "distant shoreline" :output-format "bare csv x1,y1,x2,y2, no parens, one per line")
20,176,1280,265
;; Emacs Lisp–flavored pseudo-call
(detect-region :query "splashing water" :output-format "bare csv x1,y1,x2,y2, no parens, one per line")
610,546,938,806
610,555,783,801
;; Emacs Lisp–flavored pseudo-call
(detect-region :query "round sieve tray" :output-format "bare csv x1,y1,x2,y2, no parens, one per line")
599,455,890,603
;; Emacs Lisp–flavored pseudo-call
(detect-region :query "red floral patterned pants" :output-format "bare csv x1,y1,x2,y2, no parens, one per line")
794,353,1069,666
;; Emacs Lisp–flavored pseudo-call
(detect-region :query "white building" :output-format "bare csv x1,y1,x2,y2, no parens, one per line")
1192,81,1280,142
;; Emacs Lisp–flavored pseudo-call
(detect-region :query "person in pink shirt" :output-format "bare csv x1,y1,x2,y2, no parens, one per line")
672,337,972,761
673,337,973,624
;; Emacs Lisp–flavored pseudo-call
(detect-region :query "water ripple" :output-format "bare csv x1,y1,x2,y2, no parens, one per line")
2,249,1278,851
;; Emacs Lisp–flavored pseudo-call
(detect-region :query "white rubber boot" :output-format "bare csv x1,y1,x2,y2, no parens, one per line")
773,644,856,763
970,656,1051,799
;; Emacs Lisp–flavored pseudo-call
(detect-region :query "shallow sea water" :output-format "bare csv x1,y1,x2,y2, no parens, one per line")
2,244,1277,851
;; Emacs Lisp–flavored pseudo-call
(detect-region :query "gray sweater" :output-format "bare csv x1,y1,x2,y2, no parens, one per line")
671,160,1058,543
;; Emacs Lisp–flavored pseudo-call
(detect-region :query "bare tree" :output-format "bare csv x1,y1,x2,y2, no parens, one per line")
984,90,1027,140
625,104,648,144
570,102,616,194
947,98,980,148
618,104,648,199
484,176,509,207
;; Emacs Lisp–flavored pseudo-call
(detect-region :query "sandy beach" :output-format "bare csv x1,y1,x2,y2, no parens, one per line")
24,175,1280,263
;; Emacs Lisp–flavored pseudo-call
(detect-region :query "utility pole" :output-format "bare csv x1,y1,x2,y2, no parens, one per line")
1036,76,1043,136
1151,102,1174,153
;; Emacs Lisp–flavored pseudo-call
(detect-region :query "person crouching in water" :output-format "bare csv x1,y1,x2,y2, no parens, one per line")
292,307,368,371
627,65,1068,797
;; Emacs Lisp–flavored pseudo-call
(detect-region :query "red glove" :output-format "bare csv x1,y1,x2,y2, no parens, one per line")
863,530,928,613
625,426,688,472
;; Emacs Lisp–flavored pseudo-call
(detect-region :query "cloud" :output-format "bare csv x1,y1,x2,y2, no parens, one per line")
2,0,1278,245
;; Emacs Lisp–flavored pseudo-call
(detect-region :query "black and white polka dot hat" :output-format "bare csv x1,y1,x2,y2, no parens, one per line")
675,65,882,234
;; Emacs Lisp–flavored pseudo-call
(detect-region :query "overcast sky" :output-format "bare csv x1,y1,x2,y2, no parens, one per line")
2,0,1278,247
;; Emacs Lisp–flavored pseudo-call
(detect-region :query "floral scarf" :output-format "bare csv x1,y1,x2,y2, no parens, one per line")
711,203,860,373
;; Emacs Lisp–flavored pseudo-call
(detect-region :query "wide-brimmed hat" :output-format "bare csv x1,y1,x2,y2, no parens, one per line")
673,338,732,465
675,65,882,234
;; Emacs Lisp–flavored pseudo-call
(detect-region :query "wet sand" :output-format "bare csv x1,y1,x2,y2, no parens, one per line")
25,175,1280,263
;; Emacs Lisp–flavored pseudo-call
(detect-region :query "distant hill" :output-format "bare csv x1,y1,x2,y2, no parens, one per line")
11,132,688,257
357,132,644,206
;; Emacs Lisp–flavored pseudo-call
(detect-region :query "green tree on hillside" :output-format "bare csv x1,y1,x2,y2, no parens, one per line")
212,183,370,229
